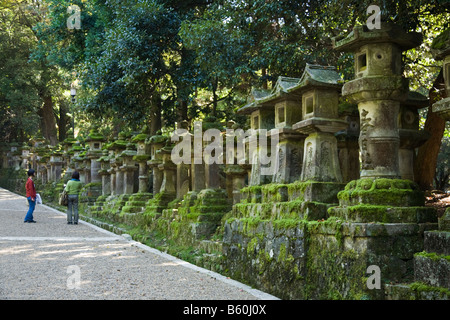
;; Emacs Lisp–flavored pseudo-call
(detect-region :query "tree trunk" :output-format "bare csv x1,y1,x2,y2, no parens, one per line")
150,92,162,136
38,95,58,145
58,101,69,142
177,98,188,123
414,70,447,190
212,76,218,117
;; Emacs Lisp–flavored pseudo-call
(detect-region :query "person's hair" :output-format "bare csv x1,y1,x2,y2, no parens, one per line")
72,171,80,180
27,169,35,177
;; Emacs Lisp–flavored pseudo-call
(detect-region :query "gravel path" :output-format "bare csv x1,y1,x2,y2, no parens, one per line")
0,188,278,300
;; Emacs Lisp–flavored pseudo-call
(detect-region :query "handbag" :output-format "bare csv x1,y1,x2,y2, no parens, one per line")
59,190,68,206
36,193,42,204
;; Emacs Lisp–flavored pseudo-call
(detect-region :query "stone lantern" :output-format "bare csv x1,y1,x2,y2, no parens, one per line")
237,89,276,186
49,148,64,182
224,120,248,204
131,127,152,193
85,128,106,183
146,133,168,195
328,24,437,287
61,135,77,181
201,116,225,190
36,147,50,185
175,120,191,199
190,121,206,193
37,156,49,185
292,64,348,183
73,149,86,183
335,101,360,183
158,142,177,196
21,143,30,170
109,132,128,195
333,23,422,179
245,77,306,184
119,142,138,195
97,150,111,196
10,142,21,170
398,91,430,181
69,141,83,178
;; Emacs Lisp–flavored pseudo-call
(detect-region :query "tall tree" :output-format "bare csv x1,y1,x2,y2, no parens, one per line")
0,0,65,145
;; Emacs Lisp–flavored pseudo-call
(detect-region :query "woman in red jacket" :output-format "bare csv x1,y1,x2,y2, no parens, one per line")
24,169,37,223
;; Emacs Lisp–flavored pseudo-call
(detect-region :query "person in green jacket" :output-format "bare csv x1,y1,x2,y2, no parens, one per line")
64,171,83,225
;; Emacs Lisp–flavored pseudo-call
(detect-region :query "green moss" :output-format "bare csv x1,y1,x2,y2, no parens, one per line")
82,182,102,189
133,154,151,162
409,282,450,297
131,133,149,142
338,178,425,207
414,251,450,262
273,218,304,230
247,237,259,255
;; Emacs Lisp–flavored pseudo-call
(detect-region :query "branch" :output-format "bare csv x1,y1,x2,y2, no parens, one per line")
202,87,235,108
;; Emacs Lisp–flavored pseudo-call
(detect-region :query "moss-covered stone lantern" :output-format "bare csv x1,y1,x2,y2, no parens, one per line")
237,88,276,186
292,64,348,183
146,132,168,195
131,126,152,194
119,142,138,195
242,77,306,184
333,23,422,179
85,128,106,183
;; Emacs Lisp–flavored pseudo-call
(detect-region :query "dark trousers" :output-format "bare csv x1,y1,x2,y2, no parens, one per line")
67,194,79,223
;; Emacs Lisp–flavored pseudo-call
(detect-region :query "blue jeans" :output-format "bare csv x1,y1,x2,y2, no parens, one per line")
24,197,35,222
67,194,79,223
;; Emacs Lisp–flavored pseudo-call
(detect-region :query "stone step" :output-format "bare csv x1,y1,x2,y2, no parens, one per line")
233,200,332,221
424,231,450,255
329,205,437,223
414,252,450,289
240,182,345,204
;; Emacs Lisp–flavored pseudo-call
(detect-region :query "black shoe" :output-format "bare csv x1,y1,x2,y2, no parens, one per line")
24,220,36,223
74,222,78,225
67,222,73,224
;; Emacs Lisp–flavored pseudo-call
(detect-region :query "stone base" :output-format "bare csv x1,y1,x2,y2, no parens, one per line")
329,178,437,224
87,194,131,222
222,178,440,299
119,192,153,226
385,283,449,300
414,252,450,289
240,181,345,204
141,191,176,225
424,231,450,255
176,189,231,241
337,178,426,207
330,205,437,223
223,214,438,299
